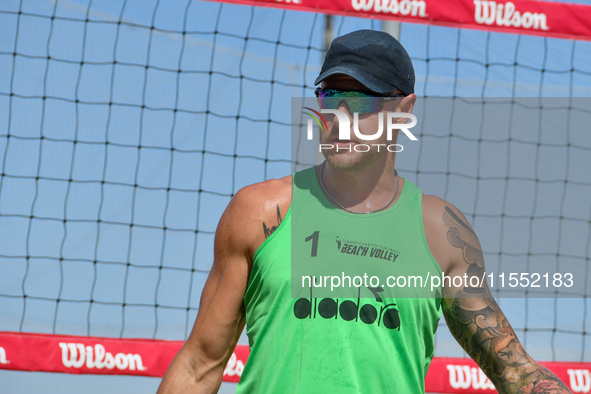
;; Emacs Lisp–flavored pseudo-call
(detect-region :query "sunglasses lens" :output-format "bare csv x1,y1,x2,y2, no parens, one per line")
345,97,380,114
317,96,341,110
316,89,381,114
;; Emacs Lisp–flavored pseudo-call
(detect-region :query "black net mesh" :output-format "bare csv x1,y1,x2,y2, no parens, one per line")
1,0,591,368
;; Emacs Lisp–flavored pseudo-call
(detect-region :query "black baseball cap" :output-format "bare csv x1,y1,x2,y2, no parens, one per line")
314,29,415,96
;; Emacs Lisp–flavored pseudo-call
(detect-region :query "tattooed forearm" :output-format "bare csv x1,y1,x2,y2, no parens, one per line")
262,205,282,238
443,298,571,393
442,205,571,393
518,366,572,394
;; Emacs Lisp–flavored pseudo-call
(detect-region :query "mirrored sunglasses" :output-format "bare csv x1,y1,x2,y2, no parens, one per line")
314,87,405,114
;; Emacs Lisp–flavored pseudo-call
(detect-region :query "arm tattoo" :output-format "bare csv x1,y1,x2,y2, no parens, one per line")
442,205,571,393
443,206,485,294
443,298,570,393
262,205,282,239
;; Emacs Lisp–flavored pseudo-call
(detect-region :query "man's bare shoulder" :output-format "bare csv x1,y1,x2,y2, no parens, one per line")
230,175,292,216
422,194,475,231
218,175,292,258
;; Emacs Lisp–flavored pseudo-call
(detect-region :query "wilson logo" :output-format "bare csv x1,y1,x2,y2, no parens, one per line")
473,1,549,30
447,364,495,390
0,346,9,365
58,343,146,371
568,369,591,393
351,0,427,17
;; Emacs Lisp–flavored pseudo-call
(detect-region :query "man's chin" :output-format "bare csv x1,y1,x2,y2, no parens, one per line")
323,150,380,171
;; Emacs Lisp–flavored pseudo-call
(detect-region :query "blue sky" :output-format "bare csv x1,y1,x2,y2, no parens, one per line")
1,0,591,392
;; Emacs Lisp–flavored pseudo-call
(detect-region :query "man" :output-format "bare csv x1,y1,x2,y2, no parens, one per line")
157,30,571,393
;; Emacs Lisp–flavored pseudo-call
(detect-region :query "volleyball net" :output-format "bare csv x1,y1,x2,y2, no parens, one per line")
1,0,591,392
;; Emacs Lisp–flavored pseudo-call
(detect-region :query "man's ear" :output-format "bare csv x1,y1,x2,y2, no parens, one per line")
397,93,416,114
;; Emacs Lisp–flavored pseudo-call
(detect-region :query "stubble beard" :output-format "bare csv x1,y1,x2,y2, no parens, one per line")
320,113,395,172
323,147,383,172
321,132,392,172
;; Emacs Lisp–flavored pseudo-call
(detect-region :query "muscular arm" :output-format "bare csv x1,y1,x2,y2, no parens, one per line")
157,189,251,393
424,197,571,394
157,178,290,393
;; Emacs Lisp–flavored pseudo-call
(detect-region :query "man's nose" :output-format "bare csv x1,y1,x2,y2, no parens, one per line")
332,100,353,126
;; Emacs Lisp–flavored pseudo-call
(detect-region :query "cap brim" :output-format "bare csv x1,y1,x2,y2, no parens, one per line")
314,66,400,94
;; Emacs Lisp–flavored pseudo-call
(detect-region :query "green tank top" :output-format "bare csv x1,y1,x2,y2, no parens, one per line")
236,167,442,393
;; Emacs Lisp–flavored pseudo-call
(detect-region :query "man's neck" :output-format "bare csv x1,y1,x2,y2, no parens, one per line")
316,156,402,213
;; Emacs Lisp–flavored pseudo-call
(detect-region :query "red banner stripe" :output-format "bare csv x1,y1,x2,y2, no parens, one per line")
425,357,591,393
0,331,249,381
1,331,589,392
0,331,184,378
206,0,591,41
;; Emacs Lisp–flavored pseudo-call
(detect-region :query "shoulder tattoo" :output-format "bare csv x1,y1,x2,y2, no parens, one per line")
263,205,282,239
